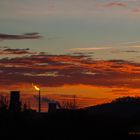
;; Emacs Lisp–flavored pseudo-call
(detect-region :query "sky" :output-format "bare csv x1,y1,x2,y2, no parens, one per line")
0,0,140,111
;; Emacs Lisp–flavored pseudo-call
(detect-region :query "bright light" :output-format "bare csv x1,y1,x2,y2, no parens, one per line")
32,83,40,91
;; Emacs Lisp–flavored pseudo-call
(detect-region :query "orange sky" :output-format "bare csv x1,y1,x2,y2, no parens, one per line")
0,54,140,111
1,83,140,112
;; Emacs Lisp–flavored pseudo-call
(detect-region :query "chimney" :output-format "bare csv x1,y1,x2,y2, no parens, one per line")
48,102,57,113
9,91,21,112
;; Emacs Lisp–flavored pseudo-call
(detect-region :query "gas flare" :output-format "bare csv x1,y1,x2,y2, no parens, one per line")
32,83,40,91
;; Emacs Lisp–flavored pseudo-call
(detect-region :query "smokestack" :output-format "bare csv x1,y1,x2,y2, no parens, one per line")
38,90,41,113
32,83,41,113
9,91,21,112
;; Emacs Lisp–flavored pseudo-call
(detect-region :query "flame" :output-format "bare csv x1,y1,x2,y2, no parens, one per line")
32,83,40,91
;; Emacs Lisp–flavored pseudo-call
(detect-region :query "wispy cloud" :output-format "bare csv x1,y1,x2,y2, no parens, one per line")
132,8,140,13
122,41,140,45
70,47,112,52
0,48,37,55
96,1,128,9
0,32,43,41
105,2,127,7
122,50,139,53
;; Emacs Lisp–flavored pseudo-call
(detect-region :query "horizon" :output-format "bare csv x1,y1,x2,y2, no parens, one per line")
0,0,140,111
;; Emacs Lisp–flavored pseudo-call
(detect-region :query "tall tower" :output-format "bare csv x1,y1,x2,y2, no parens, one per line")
9,91,21,112
48,102,57,113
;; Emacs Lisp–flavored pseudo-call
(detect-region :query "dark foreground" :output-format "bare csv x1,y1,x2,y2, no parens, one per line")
2,96,140,139
0,110,140,140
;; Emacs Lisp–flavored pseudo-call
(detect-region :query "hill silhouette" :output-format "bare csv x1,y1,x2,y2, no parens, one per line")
86,96,140,118
0,96,140,139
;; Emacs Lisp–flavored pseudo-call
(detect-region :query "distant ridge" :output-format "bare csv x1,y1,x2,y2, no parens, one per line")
86,96,140,118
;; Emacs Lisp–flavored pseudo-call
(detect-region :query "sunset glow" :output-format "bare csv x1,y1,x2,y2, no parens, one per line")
0,0,140,111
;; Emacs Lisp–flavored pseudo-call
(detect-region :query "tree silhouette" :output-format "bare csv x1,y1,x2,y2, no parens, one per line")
0,95,8,112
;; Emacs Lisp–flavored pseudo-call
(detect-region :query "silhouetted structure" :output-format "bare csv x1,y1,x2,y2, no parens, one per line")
0,95,8,111
48,102,57,113
9,91,21,112
39,90,41,113
0,96,140,139
48,102,61,113
61,95,77,110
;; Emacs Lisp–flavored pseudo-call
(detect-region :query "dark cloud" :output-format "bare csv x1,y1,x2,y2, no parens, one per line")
23,32,40,36
0,48,37,55
0,46,9,49
122,50,139,53
0,32,43,41
0,53,140,89
111,50,139,54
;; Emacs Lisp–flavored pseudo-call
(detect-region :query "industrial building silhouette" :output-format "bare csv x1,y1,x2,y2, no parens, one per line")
9,91,21,112
48,102,61,113
9,91,61,113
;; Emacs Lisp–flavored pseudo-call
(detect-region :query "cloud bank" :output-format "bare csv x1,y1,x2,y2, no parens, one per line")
0,53,140,89
0,48,36,55
0,32,43,41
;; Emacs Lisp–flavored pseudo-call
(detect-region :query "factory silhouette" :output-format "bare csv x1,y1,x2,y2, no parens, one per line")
8,90,75,113
1,91,140,139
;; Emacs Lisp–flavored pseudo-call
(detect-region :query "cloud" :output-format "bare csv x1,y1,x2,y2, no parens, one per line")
105,2,127,7
0,53,140,89
70,47,112,52
122,50,139,53
96,2,128,9
0,48,37,55
0,32,43,41
122,41,140,45
132,8,140,13
111,49,139,54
